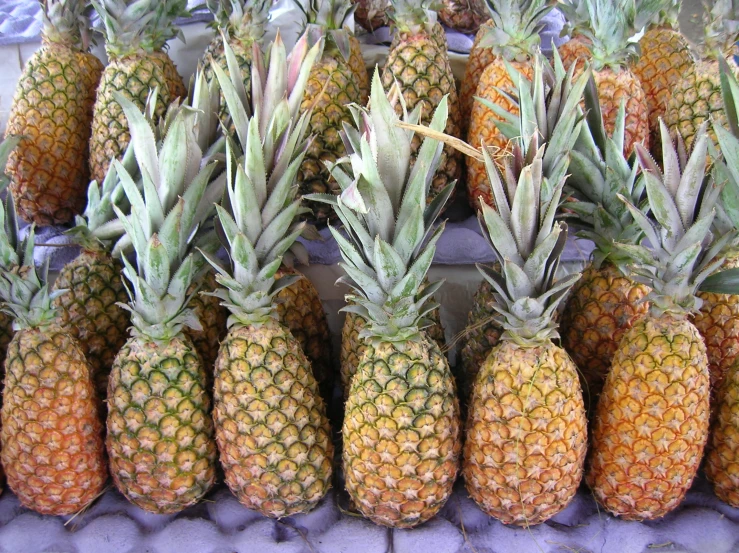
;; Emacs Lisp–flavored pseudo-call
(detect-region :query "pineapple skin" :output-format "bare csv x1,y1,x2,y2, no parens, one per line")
340,302,445,400
5,43,103,225
184,270,228,373
459,279,503,401
558,37,592,72
299,40,370,225
1,327,107,515
438,0,488,34
693,256,739,395
586,314,710,520
275,267,333,396
89,52,186,184
343,338,461,528
463,340,587,526
459,21,495,137
52,249,130,400
665,59,734,150
467,58,534,210
382,25,463,207
633,26,693,155
107,334,217,514
560,262,650,412
705,358,739,507
592,67,649,156
213,320,333,517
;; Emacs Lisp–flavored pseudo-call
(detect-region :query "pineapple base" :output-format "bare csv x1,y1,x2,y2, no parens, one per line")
107,334,216,514
463,340,587,526
587,314,710,520
342,338,461,528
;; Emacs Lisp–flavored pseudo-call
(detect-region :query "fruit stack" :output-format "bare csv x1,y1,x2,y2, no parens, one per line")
2,0,739,535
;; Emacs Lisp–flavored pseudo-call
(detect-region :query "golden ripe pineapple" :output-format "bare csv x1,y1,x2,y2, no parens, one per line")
106,97,222,514
465,0,552,210
309,74,460,528
0,227,107,515
559,83,650,412
665,0,739,150
89,0,190,184
209,34,333,516
461,144,586,526
632,0,693,158
4,0,103,225
705,360,739,507
382,0,462,209
557,0,649,158
459,20,495,136
586,123,725,520
297,0,370,225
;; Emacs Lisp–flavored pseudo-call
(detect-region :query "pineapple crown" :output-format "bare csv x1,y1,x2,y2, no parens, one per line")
558,0,641,71
0,139,22,273
476,145,580,345
0,227,64,331
564,76,644,269
111,93,226,342
614,122,735,316
202,33,323,327
477,0,554,61
296,0,356,62
206,0,270,44
700,0,739,59
389,0,441,36
92,0,191,57
307,71,454,345
634,0,680,30
39,0,93,49
480,49,590,189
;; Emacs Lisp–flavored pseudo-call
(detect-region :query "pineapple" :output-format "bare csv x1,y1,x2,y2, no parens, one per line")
89,0,190,184
632,0,693,158
556,0,650,158
693,60,739,396
297,0,370,225
382,0,462,208
354,0,391,30
438,0,488,33
586,122,728,520
459,19,495,136
665,0,739,150
462,143,587,526
462,52,589,401
559,80,650,412
0,226,107,515
4,0,103,225
465,0,553,210
105,96,223,514
199,0,270,92
308,73,460,528
208,33,333,517
557,0,593,70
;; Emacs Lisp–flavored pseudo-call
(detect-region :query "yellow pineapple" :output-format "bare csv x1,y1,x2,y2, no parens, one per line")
632,0,693,158
705,359,739,507
4,0,103,225
106,96,222,514
297,0,370,225
461,141,587,526
459,20,495,136
382,0,462,208
0,227,107,515
209,34,333,516
89,0,190,184
309,74,460,528
586,123,724,520
665,0,739,150
465,0,553,210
